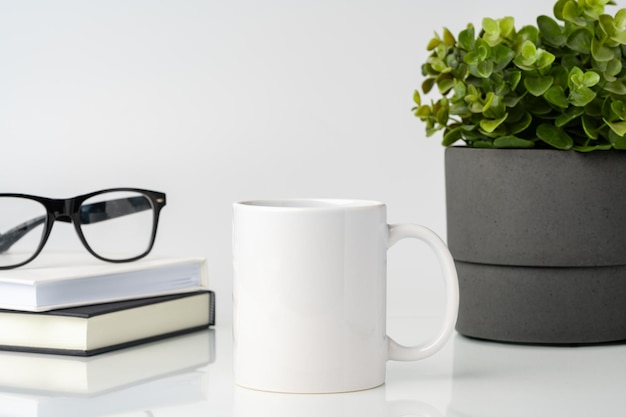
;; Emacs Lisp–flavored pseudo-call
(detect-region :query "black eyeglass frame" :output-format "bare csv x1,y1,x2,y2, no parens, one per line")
0,188,166,269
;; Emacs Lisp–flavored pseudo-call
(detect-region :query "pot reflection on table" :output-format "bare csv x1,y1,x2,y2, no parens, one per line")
448,334,626,416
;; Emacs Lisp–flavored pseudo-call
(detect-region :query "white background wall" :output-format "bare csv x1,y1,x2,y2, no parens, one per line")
0,0,590,323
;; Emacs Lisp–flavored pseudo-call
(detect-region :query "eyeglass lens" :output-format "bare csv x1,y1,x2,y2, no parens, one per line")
0,197,47,268
78,191,155,261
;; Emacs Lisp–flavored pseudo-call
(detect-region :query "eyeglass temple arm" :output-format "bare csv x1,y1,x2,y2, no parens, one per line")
78,196,152,224
0,215,47,253
0,196,153,253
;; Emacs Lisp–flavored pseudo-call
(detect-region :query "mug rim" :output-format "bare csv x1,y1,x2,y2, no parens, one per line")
234,198,385,210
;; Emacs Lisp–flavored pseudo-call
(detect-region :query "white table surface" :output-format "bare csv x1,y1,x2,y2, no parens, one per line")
2,317,625,416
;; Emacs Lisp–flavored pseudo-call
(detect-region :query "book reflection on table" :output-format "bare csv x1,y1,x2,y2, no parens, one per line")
0,329,214,417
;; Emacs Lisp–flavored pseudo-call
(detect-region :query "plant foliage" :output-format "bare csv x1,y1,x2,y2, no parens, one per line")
413,0,626,151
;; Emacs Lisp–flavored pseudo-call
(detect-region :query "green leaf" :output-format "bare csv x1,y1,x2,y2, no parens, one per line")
484,95,506,118
582,71,600,87
573,144,613,152
611,100,626,118
427,34,442,51
568,66,585,88
520,40,537,61
604,118,626,136
464,85,482,105
480,113,509,133
452,81,467,101
458,25,475,50
471,140,494,148
544,85,569,108
609,129,626,149
591,37,614,62
615,8,626,28
476,60,494,78
421,62,435,77
502,93,524,108
602,96,615,119
493,77,508,96
463,51,480,66
524,75,554,96
598,14,616,39
537,15,566,46
562,1,587,26
610,29,626,45
426,125,439,137
560,54,580,71
482,17,500,46
582,0,607,20
553,0,568,21
492,45,515,71
427,56,448,72
582,115,599,139
514,42,554,70
556,106,584,127
413,105,431,118
483,17,499,34
421,78,435,94
516,25,539,44
493,136,535,148
508,112,533,134
413,90,421,106
604,80,626,95
606,59,623,77
500,17,515,38
482,92,495,112
445,56,458,71
436,103,449,125
535,49,556,69
584,99,603,117
461,123,478,132
566,28,593,53
443,27,456,46
569,86,597,106
475,39,491,60
550,66,569,88
436,43,448,59
506,105,525,122
451,62,468,80
442,126,463,146
536,123,574,149
528,97,553,115
436,73,455,94
450,101,470,116
506,70,522,90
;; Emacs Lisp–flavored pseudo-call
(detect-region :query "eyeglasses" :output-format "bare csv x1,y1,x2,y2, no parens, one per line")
0,188,166,269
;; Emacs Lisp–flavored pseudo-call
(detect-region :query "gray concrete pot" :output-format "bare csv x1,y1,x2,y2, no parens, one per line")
445,147,626,344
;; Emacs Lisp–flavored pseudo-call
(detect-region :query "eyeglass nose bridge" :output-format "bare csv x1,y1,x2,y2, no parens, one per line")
48,198,76,223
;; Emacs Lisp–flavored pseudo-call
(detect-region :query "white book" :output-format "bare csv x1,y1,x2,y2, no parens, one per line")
0,253,208,312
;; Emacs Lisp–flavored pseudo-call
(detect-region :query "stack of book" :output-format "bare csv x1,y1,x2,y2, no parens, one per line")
0,253,215,356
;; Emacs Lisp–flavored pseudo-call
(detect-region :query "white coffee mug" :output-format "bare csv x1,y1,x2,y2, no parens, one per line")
232,199,459,393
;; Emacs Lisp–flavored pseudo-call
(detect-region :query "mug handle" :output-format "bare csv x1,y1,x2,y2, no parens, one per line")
386,224,459,361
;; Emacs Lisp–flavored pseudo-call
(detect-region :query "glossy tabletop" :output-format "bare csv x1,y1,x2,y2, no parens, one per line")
2,317,625,416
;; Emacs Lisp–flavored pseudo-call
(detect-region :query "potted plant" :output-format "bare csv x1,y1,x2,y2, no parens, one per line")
413,0,626,344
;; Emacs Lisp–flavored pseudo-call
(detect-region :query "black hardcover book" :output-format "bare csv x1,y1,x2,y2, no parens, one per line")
0,290,215,356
